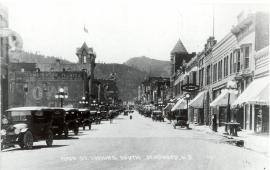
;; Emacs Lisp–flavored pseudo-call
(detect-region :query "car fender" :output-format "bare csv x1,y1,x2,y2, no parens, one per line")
20,128,29,133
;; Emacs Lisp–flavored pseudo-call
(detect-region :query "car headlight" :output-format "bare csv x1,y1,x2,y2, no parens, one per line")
1,129,6,136
14,128,20,134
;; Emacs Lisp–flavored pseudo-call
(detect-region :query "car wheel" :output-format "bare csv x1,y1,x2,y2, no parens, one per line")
64,126,69,138
74,125,79,135
22,131,33,149
46,130,53,147
57,130,63,136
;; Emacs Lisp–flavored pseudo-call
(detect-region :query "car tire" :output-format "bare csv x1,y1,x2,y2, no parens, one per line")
22,131,33,149
46,130,53,147
57,130,63,136
64,125,69,138
74,124,79,135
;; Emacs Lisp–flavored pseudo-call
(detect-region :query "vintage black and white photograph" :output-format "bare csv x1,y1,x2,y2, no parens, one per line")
0,0,269,169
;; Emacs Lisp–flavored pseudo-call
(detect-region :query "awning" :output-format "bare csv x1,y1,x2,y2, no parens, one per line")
189,91,206,108
232,76,269,106
171,98,187,111
164,103,174,111
210,89,238,107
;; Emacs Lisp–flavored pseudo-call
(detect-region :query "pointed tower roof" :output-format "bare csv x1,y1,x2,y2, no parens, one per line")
76,42,93,55
171,39,188,55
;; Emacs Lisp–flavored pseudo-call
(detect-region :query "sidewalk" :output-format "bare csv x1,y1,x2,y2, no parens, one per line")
189,124,269,155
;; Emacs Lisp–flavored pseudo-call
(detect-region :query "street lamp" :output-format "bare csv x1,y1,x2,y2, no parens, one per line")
79,96,88,108
55,88,68,107
184,93,191,123
226,80,238,123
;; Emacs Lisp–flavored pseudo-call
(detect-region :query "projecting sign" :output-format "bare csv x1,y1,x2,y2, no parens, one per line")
181,84,199,92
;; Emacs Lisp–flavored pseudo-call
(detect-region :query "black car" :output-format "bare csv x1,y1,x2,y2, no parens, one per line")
62,108,80,135
151,110,164,122
51,108,69,138
173,110,189,129
78,109,92,130
99,105,109,120
1,107,54,149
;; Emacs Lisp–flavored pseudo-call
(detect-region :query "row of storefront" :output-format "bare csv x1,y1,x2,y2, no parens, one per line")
166,11,269,134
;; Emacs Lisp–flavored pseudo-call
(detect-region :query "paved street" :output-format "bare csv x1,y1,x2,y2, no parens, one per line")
1,111,269,170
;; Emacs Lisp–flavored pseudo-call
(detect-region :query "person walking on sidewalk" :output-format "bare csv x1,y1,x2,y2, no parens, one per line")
212,114,217,132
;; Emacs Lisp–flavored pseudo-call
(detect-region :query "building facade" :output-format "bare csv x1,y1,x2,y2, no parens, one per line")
0,4,22,114
138,76,170,106
8,42,96,108
185,11,269,133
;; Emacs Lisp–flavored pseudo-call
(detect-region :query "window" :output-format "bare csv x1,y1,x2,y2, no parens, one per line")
199,68,204,87
243,46,250,69
237,50,241,72
230,53,233,74
206,65,211,85
218,60,222,81
83,56,87,64
224,56,228,77
213,63,217,82
192,71,197,85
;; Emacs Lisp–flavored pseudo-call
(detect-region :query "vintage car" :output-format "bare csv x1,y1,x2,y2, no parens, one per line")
78,108,92,130
151,110,164,122
99,105,109,120
51,108,69,138
91,110,101,124
1,107,54,149
173,111,189,129
124,110,129,116
62,108,80,135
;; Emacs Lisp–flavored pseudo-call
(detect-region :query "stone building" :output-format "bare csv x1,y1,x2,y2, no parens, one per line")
8,42,96,108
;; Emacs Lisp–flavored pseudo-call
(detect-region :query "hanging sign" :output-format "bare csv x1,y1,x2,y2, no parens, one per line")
181,84,199,92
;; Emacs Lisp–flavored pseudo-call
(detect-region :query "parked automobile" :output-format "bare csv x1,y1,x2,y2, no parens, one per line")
173,111,189,129
1,107,54,149
151,110,164,122
51,108,69,138
99,105,109,120
124,110,129,116
78,108,92,130
62,108,80,135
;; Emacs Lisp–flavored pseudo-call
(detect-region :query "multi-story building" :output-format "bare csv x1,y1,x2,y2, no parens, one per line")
0,3,22,114
188,11,269,133
231,12,269,133
8,42,96,108
170,39,196,99
138,76,170,106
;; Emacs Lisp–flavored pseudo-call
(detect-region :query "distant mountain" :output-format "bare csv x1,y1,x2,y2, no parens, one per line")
9,50,72,64
124,56,170,77
9,50,147,101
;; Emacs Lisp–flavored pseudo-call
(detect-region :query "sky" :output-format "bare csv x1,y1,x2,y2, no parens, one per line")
1,0,269,63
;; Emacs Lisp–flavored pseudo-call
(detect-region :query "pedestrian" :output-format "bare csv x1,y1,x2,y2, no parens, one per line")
212,114,217,132
109,111,113,124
